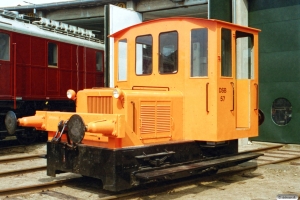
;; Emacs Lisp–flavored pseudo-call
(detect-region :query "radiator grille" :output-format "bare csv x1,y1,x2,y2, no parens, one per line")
140,105,156,134
87,96,112,114
140,101,171,136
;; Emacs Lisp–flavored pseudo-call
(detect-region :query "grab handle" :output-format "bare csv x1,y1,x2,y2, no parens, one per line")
230,82,234,111
254,83,258,110
206,83,209,113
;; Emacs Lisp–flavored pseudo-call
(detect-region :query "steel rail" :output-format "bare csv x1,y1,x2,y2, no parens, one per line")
217,153,300,177
0,144,25,150
0,178,81,197
0,142,45,152
0,154,46,164
0,166,46,177
239,144,284,154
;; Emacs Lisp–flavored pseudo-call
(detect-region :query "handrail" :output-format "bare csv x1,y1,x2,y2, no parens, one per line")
230,82,234,111
132,86,169,91
254,83,258,110
206,83,209,113
13,43,16,110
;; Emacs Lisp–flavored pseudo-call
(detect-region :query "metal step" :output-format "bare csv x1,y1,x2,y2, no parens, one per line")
134,152,262,180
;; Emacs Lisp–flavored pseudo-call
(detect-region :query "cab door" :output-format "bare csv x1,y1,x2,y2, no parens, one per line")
218,29,255,135
235,31,255,128
217,28,236,137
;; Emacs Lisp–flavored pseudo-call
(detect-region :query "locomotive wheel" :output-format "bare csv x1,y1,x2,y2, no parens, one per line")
5,111,18,135
16,128,37,145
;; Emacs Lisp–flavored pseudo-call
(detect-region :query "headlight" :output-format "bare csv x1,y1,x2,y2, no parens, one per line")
113,88,123,99
67,89,76,100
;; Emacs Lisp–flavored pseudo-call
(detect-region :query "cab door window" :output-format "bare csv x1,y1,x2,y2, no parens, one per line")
191,28,208,77
236,31,254,79
221,28,232,77
0,33,9,61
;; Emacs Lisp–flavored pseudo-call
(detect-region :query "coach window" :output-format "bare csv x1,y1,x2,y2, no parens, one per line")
159,31,178,74
191,28,208,77
0,33,9,61
136,35,153,75
271,98,292,126
118,39,127,81
221,28,232,77
96,51,103,72
48,42,58,67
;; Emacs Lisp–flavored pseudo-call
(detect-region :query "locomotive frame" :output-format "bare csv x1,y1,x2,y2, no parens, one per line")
0,10,105,143
6,17,261,191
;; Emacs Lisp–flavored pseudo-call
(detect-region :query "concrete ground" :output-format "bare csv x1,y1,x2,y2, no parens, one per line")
0,141,299,200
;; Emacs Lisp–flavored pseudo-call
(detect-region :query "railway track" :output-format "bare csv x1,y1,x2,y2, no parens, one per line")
0,152,81,197
97,144,300,200
1,143,300,199
0,154,46,178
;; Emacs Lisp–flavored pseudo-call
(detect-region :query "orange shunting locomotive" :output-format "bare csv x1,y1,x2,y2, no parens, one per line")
5,17,261,191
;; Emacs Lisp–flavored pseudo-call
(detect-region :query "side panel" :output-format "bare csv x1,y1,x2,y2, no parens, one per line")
30,37,46,97
15,32,31,97
59,42,72,96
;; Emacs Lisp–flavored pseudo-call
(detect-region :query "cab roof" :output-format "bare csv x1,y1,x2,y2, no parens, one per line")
108,17,260,38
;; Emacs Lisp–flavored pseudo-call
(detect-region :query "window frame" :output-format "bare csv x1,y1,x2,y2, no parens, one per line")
220,28,232,77
0,32,10,61
118,39,128,81
48,42,58,68
158,31,178,75
96,51,104,72
190,28,208,77
135,34,153,76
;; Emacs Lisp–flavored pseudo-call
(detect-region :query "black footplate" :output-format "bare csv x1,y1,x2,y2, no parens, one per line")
134,152,262,180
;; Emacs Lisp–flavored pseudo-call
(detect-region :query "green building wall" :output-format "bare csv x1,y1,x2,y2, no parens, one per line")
249,0,300,143
209,0,232,22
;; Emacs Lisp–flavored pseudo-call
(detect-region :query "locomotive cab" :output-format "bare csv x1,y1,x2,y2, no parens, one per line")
5,17,260,191
110,17,260,143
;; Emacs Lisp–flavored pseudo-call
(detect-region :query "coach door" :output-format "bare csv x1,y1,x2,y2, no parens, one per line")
0,32,11,96
235,31,254,128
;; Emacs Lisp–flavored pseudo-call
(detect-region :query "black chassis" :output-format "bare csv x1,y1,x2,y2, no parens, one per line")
47,140,238,191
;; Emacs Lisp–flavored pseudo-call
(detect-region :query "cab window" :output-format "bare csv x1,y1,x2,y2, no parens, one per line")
96,51,103,72
221,28,232,77
118,39,127,81
136,35,153,75
48,42,58,67
191,28,208,77
0,33,9,61
236,31,254,79
159,31,178,74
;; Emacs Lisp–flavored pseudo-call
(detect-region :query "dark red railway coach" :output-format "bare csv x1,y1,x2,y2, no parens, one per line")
0,10,105,143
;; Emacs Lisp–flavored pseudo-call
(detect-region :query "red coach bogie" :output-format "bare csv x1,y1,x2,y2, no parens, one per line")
0,10,104,143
